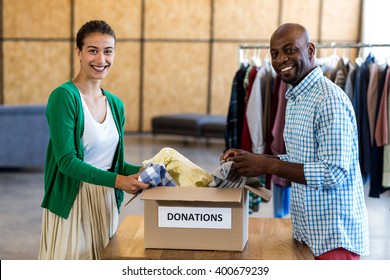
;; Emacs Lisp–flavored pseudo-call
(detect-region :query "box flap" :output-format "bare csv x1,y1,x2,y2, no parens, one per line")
141,186,243,203
244,185,272,202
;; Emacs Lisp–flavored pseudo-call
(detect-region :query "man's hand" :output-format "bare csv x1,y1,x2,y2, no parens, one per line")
221,148,252,162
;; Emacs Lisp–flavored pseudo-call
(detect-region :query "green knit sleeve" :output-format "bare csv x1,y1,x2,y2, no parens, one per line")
123,163,143,175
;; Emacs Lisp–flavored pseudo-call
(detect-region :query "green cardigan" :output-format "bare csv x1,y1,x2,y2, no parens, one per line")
41,81,141,219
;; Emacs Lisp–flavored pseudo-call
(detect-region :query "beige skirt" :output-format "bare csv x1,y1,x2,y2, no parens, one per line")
38,182,118,260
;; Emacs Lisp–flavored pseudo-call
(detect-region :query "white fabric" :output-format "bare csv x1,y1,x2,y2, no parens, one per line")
80,94,119,170
246,67,265,153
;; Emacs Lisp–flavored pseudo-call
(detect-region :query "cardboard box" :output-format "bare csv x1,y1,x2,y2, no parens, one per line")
141,185,272,252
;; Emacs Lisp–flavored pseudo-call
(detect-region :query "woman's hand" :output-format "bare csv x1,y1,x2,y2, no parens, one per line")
114,174,149,194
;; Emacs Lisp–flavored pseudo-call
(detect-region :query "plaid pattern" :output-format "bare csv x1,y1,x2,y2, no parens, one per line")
209,161,263,214
281,66,369,257
208,161,247,188
138,163,176,186
248,176,264,214
225,64,248,150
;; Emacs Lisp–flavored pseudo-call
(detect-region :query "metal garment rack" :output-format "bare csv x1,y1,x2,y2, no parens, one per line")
238,43,390,64
240,43,390,49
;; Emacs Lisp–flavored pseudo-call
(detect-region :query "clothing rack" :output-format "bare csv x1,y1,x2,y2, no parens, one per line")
238,43,390,65
239,43,390,49
235,42,390,198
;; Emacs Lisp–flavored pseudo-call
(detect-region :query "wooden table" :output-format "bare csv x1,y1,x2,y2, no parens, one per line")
101,216,314,260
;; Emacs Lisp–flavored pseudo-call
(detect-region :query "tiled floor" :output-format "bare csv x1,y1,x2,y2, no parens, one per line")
0,133,389,260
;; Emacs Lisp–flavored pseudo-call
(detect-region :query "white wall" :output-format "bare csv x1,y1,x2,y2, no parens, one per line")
361,0,390,63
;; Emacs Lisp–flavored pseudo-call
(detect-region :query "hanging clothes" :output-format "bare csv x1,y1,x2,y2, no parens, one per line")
375,66,390,147
273,184,291,218
228,45,390,209
374,64,390,190
353,54,374,179
262,60,274,154
344,62,356,101
246,66,265,153
240,64,258,152
367,62,379,146
368,64,387,197
332,58,349,91
382,67,390,188
226,62,262,213
241,64,262,212
268,76,291,218
225,63,248,150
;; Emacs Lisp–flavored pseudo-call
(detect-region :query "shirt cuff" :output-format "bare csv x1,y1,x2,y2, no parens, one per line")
303,161,325,190
278,154,289,161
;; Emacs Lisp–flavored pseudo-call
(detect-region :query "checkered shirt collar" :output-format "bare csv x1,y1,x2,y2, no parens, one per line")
285,66,322,101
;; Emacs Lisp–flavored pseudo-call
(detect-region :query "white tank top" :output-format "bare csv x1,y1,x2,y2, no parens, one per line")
79,92,119,171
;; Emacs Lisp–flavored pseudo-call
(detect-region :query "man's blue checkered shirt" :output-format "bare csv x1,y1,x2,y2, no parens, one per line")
279,66,369,257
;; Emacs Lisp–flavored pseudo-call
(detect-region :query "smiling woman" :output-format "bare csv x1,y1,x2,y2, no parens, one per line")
72,31,116,124
38,20,149,260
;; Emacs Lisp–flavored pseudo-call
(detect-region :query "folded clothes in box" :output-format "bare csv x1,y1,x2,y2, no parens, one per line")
133,147,272,251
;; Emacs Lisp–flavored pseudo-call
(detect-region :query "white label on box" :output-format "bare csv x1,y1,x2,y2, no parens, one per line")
158,206,232,229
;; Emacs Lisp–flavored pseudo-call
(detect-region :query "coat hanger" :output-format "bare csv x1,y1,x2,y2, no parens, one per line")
355,47,364,66
239,48,249,67
253,48,262,67
342,48,350,65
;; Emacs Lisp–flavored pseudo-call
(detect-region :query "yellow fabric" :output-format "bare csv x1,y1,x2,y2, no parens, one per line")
143,147,212,187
